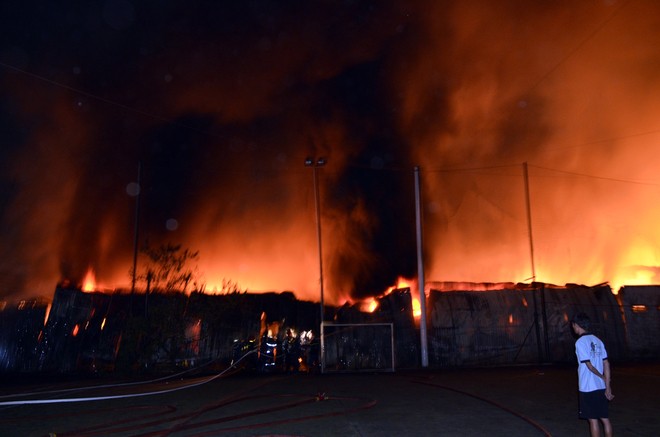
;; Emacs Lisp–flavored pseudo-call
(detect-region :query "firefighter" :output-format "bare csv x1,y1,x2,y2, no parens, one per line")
282,329,300,373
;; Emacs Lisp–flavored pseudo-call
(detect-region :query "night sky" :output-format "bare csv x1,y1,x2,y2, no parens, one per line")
2,0,660,304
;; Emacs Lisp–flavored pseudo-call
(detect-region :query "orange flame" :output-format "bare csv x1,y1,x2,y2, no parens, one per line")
360,298,379,313
82,268,96,292
384,278,412,295
412,297,421,319
389,277,422,319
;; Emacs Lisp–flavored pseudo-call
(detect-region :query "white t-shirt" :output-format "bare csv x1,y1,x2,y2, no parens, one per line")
575,333,608,392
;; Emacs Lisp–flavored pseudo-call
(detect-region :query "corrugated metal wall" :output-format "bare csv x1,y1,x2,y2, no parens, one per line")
4,284,659,373
619,285,660,358
427,284,626,367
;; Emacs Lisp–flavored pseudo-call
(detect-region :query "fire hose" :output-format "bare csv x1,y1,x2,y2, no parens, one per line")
0,349,256,406
412,378,553,437
1,375,376,437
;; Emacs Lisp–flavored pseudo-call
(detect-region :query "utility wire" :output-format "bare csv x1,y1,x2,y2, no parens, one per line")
0,0,651,177
0,60,225,140
529,164,660,186
526,0,632,93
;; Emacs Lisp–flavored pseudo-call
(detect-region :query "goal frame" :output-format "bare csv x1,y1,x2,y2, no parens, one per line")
320,321,395,373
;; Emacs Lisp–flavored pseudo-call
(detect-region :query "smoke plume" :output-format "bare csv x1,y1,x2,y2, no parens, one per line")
1,0,660,303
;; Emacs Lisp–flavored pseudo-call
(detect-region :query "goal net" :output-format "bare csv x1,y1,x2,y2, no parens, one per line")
321,322,395,373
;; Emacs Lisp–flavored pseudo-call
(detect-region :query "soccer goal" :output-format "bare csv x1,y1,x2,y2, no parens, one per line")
321,322,395,373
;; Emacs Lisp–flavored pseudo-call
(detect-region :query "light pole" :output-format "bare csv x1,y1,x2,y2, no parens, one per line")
305,156,326,372
126,161,142,316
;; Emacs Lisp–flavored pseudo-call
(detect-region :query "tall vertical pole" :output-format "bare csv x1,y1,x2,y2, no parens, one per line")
314,166,325,373
523,162,536,282
306,157,326,372
524,162,543,363
414,166,429,368
131,161,141,296
312,166,325,324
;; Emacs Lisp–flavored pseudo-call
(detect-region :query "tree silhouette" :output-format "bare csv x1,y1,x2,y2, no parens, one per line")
135,242,202,293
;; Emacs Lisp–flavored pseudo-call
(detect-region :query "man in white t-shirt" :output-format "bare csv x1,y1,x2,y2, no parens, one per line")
571,312,614,437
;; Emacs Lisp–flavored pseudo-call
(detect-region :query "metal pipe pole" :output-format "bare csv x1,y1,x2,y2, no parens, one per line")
414,166,429,368
306,157,326,373
523,162,536,281
131,161,141,295
312,165,325,325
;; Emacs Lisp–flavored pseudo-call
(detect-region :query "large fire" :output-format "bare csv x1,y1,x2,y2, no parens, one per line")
360,298,379,314
353,277,422,318
2,2,660,305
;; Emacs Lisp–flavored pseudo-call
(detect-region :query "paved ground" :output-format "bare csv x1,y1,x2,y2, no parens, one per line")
0,363,658,436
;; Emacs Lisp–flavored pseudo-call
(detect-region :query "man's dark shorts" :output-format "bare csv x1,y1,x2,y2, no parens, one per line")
578,389,609,419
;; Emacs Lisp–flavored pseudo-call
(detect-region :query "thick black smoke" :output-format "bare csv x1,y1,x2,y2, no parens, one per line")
0,1,427,301
3,1,660,302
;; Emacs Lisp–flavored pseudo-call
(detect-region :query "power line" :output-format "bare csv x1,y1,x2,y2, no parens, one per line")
424,163,520,174
529,164,660,187
536,129,660,154
0,60,221,139
526,0,632,93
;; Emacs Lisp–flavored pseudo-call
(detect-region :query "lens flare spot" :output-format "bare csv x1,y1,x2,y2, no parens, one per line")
166,219,179,231
126,182,140,196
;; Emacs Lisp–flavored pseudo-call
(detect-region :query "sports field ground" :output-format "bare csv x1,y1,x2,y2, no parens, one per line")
1,363,658,436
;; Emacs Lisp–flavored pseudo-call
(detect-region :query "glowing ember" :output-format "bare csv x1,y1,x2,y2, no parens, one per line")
43,304,51,326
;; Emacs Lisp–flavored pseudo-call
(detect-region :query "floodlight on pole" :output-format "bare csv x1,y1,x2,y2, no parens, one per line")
305,156,326,372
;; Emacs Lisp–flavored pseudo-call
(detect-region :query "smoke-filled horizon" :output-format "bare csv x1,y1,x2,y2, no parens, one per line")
2,1,660,304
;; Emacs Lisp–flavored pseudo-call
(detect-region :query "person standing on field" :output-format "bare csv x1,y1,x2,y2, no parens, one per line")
571,312,614,437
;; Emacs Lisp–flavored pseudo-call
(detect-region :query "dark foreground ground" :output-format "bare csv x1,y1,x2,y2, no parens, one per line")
0,363,658,436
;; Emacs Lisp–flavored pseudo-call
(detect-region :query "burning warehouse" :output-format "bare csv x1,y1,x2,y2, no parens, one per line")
3,2,660,376
2,281,659,375
3,1,660,318
0,297,48,372
40,284,418,374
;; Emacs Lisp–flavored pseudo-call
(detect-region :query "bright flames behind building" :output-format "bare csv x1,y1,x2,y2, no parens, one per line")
3,2,660,305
